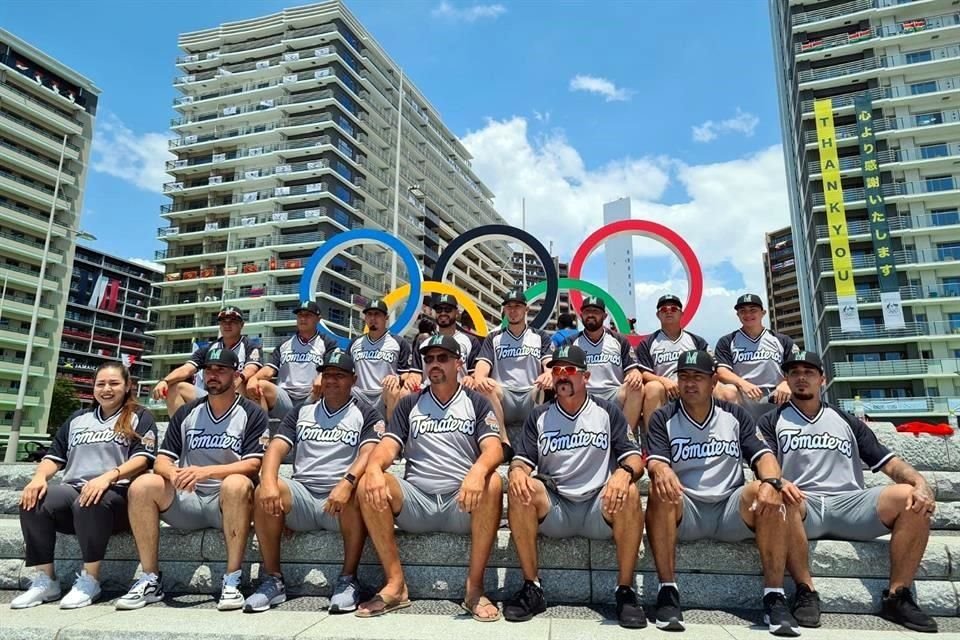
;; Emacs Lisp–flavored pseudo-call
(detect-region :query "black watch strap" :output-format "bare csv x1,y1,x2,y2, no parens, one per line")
344,473,357,486
761,477,783,491
618,462,637,481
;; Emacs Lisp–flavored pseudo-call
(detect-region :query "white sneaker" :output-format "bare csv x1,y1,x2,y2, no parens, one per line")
217,570,244,611
115,573,164,611
10,573,61,609
60,571,101,609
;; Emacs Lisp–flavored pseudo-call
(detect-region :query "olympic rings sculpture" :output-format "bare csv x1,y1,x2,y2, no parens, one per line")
299,221,704,349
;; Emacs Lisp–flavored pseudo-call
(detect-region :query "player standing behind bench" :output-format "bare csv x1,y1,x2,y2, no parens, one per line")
247,301,338,420
636,294,709,433
348,298,415,421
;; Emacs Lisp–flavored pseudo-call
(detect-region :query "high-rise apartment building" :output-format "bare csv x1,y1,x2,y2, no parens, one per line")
763,226,804,349
60,247,161,405
771,0,960,422
603,198,637,318
149,1,514,379
509,249,570,329
0,30,99,439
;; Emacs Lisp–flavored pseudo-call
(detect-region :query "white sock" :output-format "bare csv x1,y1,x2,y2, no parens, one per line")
532,578,541,588
764,587,785,597
659,582,678,592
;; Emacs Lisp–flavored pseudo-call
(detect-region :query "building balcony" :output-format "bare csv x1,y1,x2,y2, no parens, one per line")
817,247,960,276
0,110,81,159
821,283,960,307
800,74,960,120
168,110,342,151
815,211,960,242
0,262,59,291
803,110,960,147
166,135,334,173
807,142,960,177
0,80,84,136
171,88,335,128
810,177,960,209
836,396,952,416
794,11,960,57
0,139,77,188
825,320,960,343
157,206,350,241
791,0,909,30
833,358,960,380
798,45,960,88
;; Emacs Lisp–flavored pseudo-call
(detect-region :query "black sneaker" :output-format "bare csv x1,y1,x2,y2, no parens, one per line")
880,587,938,633
763,592,800,637
654,585,685,631
615,585,647,629
791,583,821,628
503,580,546,622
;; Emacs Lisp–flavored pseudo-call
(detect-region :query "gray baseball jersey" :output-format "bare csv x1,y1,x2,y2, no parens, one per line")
411,330,481,380
636,329,709,380
274,397,384,494
714,329,797,390
349,332,413,392
562,330,639,391
265,332,340,401
159,395,268,495
387,386,501,494
646,400,772,503
515,397,639,503
476,327,552,390
188,335,263,389
45,406,158,487
758,402,895,496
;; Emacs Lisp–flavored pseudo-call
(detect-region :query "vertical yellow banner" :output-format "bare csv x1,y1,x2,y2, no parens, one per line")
814,99,860,332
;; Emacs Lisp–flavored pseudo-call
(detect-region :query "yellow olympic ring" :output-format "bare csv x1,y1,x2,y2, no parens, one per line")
379,282,489,337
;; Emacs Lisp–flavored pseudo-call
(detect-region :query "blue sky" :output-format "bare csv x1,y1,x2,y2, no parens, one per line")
4,0,791,342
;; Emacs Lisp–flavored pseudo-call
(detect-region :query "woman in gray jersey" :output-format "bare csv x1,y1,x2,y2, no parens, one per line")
13,362,158,610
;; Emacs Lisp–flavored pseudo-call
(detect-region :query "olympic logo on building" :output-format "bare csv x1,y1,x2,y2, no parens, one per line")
299,220,704,349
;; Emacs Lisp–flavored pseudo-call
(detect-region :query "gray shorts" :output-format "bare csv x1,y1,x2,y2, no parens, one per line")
589,387,622,406
540,490,611,540
741,395,778,421
161,490,222,530
502,388,537,426
803,486,890,540
269,386,303,420
352,388,386,417
394,477,470,534
678,487,753,542
284,478,340,532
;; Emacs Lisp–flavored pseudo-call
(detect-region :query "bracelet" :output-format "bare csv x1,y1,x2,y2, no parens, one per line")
111,467,121,484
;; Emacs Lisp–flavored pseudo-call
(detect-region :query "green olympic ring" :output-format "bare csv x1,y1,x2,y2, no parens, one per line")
500,278,631,333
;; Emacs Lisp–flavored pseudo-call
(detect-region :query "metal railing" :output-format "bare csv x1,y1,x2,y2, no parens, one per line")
810,180,957,207
795,12,960,54
834,358,960,378
798,45,960,84
0,110,80,151
792,0,873,26
827,320,960,340
837,396,951,414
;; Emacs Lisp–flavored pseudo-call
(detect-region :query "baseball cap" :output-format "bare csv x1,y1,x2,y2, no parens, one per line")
502,288,527,305
547,344,588,369
317,349,355,373
581,296,606,312
657,294,683,310
203,347,239,370
782,350,824,375
431,293,458,309
363,298,389,314
293,300,321,315
419,333,461,357
676,350,716,375
217,306,244,322
734,293,765,310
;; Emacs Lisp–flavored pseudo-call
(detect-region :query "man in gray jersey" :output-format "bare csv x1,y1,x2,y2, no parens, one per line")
248,301,338,419
356,334,503,621
408,294,481,388
505,344,646,628
118,348,268,612
645,349,801,637
244,349,383,614
151,306,263,417
473,289,553,453
636,294,709,433
714,294,798,419
348,298,414,420
563,296,644,432
758,351,938,633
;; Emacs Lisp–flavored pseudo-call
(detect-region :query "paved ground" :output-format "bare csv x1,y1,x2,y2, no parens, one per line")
1,591,957,639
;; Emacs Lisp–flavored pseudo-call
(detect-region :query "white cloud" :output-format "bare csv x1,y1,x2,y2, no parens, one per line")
92,114,173,193
532,110,551,123
461,116,789,343
692,108,760,143
431,1,506,21
128,258,164,273
569,74,634,102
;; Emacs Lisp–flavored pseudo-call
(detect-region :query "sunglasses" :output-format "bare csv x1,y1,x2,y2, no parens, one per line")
434,305,456,313
423,353,455,364
658,305,681,313
551,366,583,377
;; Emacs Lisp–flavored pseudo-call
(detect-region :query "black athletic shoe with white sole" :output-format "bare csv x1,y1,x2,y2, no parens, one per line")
763,592,800,637
654,585,685,631
116,573,164,611
880,587,938,633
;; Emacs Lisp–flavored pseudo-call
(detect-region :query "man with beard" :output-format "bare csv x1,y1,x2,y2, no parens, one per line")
347,299,415,421
408,294,481,388
645,349,800,637
636,295,709,433
247,301,338,420
714,294,798,419
757,351,938,633
472,289,553,452
243,349,383,614
118,348,268,611
356,335,503,621
151,306,262,417
561,296,644,433
504,344,646,628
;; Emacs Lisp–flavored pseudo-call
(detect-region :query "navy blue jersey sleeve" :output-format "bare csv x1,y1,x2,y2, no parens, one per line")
322,334,340,354
600,399,640,462
274,406,299,448
358,401,385,447
619,333,640,373
635,333,656,373
692,332,709,351
44,409,84,465
240,402,269,459
514,404,548,470
465,334,482,372
835,407,896,471
777,332,798,357
725,401,772,466
386,392,417,451
159,403,191,461
714,333,734,369
129,408,158,463
476,332,495,366
644,404,673,465
266,341,283,371
756,410,780,459
243,337,263,370
187,342,211,370
538,329,553,362
469,390,501,444
396,335,413,374
409,338,424,374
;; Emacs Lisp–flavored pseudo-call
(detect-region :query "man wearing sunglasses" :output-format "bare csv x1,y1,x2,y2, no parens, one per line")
504,344,645,628
408,294,481,388
357,334,503,621
561,296,644,432
635,294,709,433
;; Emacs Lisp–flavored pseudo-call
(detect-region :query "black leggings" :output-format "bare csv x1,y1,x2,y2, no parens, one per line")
19,483,130,566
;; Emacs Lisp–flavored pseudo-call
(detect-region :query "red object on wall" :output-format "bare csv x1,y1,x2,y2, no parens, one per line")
896,422,955,438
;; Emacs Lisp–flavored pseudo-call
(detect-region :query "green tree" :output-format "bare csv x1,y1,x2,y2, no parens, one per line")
48,376,80,436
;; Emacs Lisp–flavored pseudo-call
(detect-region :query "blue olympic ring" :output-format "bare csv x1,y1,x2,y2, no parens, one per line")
299,229,422,349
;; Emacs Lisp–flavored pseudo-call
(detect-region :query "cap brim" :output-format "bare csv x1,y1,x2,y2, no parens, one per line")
419,344,460,357
782,360,823,374
363,307,387,314
317,364,354,372
546,358,585,369
677,366,715,375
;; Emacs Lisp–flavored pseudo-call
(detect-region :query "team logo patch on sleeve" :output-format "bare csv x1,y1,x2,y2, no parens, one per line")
142,433,157,453
484,410,501,433
258,430,271,449
373,420,386,436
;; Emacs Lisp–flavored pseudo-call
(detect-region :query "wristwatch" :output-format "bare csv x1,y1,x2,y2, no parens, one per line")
618,462,637,480
761,477,784,492
343,473,357,486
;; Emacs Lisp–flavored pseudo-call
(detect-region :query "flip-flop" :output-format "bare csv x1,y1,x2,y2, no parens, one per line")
460,595,501,622
354,593,412,618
